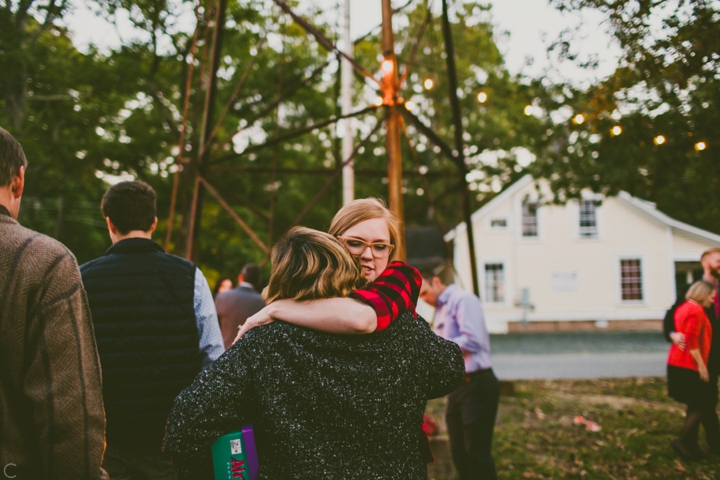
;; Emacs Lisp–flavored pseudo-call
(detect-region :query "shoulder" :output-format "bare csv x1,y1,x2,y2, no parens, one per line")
3,223,80,277
447,286,480,306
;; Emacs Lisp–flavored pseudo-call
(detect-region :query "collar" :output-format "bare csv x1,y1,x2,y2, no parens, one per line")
436,284,457,308
0,204,11,218
703,274,719,286
105,237,165,256
239,281,256,289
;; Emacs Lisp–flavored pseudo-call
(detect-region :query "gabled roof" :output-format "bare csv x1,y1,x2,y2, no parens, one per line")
445,174,533,241
445,174,720,245
616,191,720,244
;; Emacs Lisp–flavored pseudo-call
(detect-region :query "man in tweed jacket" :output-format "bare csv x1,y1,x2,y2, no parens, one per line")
0,127,107,479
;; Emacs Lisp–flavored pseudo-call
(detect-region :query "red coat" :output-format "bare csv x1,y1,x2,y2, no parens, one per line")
668,300,712,371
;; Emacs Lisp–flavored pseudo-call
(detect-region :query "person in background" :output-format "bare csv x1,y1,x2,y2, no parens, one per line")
667,280,716,460
664,247,720,456
216,263,265,349
163,227,465,479
419,268,499,480
0,127,107,479
81,180,224,480
212,277,234,298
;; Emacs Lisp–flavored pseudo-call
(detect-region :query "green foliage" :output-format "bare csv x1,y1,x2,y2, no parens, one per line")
353,2,552,227
533,0,720,233
2,0,574,278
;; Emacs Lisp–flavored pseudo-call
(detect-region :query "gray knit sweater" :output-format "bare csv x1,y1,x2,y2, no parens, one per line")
164,310,464,479
0,206,106,479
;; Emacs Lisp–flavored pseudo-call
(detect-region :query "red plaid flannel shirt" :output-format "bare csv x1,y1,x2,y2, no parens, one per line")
350,261,422,331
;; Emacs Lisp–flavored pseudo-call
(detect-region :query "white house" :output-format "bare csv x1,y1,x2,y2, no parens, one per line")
444,175,720,334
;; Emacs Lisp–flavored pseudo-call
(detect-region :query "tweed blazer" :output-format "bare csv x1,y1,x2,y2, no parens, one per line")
164,311,465,479
0,208,106,479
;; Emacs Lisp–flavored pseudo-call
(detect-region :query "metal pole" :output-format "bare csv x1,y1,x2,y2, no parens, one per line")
341,0,355,205
186,0,228,262
381,0,406,261
440,0,480,296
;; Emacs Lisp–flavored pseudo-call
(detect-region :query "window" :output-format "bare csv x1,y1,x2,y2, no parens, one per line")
521,200,538,237
484,263,505,303
490,218,507,229
620,259,643,301
579,200,598,237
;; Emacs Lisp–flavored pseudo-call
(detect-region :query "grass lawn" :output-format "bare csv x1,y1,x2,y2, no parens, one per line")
427,377,720,479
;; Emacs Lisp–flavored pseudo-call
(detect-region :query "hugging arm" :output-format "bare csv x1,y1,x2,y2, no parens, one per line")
236,262,421,341
163,342,254,478
412,317,465,399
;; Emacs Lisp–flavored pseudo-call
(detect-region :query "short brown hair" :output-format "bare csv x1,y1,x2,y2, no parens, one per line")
0,128,28,187
328,198,402,262
263,227,367,304
701,248,720,262
101,181,156,234
686,280,715,303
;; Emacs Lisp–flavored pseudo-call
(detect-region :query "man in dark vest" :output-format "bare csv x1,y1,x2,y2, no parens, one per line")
81,181,224,480
215,263,265,349
664,247,720,456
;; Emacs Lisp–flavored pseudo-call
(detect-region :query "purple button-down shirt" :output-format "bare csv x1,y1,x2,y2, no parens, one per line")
433,284,492,372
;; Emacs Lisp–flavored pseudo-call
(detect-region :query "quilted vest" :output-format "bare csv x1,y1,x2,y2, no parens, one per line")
81,238,201,443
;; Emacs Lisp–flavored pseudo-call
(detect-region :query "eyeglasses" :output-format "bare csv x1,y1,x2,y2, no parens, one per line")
338,237,395,258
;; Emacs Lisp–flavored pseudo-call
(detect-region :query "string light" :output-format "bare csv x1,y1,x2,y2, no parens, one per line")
611,126,622,136
695,141,707,151
654,135,666,145
573,114,585,125
477,92,488,103
404,100,416,110
373,96,383,107
423,78,434,90
381,59,394,74
524,105,534,116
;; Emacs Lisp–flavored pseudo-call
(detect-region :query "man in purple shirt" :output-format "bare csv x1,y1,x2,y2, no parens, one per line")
420,269,499,480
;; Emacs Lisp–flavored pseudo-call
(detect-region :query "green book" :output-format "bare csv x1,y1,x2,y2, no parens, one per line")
211,425,258,480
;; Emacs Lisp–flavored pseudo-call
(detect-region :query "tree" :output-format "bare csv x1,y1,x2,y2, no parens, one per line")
532,0,720,233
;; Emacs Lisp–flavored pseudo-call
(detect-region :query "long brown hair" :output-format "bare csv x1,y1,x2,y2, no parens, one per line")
328,198,401,262
263,227,367,303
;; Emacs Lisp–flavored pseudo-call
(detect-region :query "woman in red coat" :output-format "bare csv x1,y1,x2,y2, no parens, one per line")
667,280,716,460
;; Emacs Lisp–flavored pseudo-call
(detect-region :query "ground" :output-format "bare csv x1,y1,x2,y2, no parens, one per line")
427,377,720,479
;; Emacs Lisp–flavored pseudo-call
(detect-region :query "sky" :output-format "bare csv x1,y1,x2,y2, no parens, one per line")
64,0,622,86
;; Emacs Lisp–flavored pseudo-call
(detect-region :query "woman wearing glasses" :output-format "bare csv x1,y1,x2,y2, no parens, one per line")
235,197,421,340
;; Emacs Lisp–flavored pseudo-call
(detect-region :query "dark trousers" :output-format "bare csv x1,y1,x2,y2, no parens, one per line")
446,369,499,480
103,439,177,480
702,373,720,448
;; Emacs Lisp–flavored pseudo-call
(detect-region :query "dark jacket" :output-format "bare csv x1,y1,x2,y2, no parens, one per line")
664,282,720,373
164,311,465,480
0,206,106,479
215,285,266,349
81,238,202,444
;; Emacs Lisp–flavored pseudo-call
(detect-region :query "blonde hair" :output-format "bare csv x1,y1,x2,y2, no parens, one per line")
686,280,716,303
263,227,367,304
328,198,401,262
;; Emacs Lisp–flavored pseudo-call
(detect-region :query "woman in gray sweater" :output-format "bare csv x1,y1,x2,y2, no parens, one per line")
163,227,464,479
